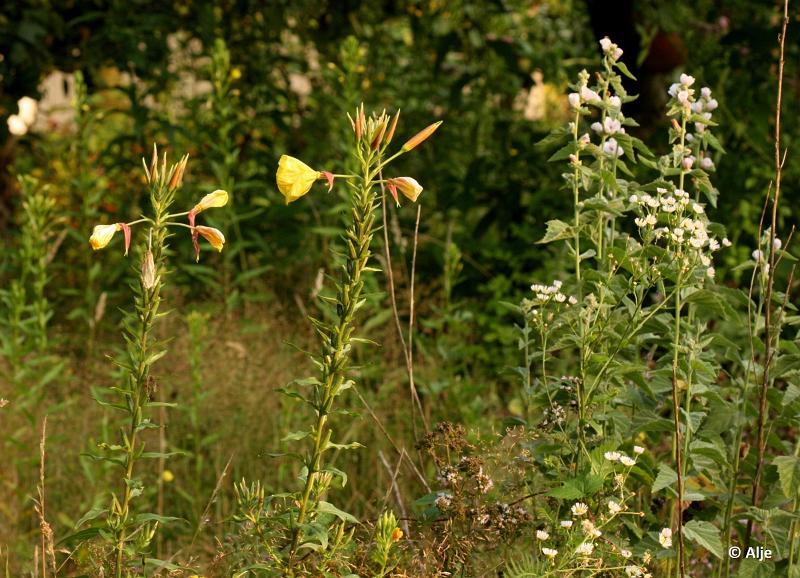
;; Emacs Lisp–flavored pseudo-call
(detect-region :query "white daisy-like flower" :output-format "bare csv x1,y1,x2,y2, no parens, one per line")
625,565,644,577
620,456,636,467
633,445,645,455
608,500,623,514
575,542,594,556
621,548,633,558
560,520,573,528
536,529,550,541
542,547,558,558
571,502,589,516
605,451,621,462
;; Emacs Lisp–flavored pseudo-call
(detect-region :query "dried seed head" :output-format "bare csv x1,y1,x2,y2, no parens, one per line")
141,249,156,289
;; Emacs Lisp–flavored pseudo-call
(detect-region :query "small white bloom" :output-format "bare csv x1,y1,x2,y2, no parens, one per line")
568,92,581,109
571,502,588,516
568,296,578,305
682,156,695,170
706,98,718,111
677,89,690,104
599,37,613,53
603,137,624,157
659,527,673,548
774,238,783,250
700,157,714,170
633,445,645,455
701,87,712,99
17,96,38,126
609,95,622,108
691,101,704,114
708,239,720,251
621,548,633,558
626,565,644,577
629,194,638,203
575,542,594,556
722,237,732,247
668,83,680,97
560,520,573,528
580,86,601,102
582,519,602,538
680,73,696,87
604,117,622,134
620,455,636,467
537,529,550,540
605,451,621,462
7,115,28,136
752,249,763,262
608,500,622,514
685,132,695,143
591,121,603,133
707,267,716,278
542,547,558,558
613,47,624,60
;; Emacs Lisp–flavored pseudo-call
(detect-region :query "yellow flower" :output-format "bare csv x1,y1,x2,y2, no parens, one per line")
90,223,131,254
195,226,225,253
191,189,229,214
90,224,119,250
276,155,321,204
161,469,175,483
391,528,403,542
387,177,423,204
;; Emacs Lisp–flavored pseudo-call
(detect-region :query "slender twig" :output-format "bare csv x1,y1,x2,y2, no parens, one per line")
748,0,789,545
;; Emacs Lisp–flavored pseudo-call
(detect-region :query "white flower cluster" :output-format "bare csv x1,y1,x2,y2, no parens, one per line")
603,450,637,467
530,280,578,306
629,188,729,279
599,37,624,61
668,73,696,106
668,75,718,171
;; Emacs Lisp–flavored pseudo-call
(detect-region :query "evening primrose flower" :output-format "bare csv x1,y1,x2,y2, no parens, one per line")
193,226,225,261
190,189,228,217
276,155,328,204
386,177,423,205
90,222,132,255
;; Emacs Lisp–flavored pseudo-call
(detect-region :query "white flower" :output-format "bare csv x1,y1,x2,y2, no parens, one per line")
609,95,622,108
774,238,783,250
659,527,673,548
700,156,715,170
605,451,621,462
568,92,581,109
580,86,601,102
626,566,644,577
629,195,638,203
668,83,680,97
537,529,550,540
568,296,578,305
591,121,603,133
542,547,558,558
706,98,718,111
575,542,594,556
604,117,622,134
621,548,633,558
708,239,720,251
603,137,624,157
560,520,573,528
680,73,696,87
17,96,38,126
707,267,716,278
682,156,695,170
7,115,28,136
571,502,588,516
752,249,763,262
608,500,622,514
701,87,712,98
599,37,613,53
620,455,636,467
582,519,602,538
633,445,645,455
722,237,732,247
677,90,690,104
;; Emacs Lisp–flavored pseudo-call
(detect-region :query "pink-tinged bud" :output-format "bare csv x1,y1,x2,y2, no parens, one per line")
386,180,399,206
385,110,400,145
387,177,423,203
120,223,131,256
321,171,335,192
401,121,442,152
195,226,225,259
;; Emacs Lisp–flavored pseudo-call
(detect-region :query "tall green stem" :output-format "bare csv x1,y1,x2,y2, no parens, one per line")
671,269,686,578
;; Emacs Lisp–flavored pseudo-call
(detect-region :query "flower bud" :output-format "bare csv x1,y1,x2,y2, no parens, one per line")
401,121,442,152
141,249,156,289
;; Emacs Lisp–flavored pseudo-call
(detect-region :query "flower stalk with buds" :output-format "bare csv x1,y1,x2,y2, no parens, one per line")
278,105,440,566
83,145,227,576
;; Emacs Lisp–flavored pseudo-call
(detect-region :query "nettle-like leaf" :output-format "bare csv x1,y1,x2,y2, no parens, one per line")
683,520,724,559
536,219,573,244
773,455,800,499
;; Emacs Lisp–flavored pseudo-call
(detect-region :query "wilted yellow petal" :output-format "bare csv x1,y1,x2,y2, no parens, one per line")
90,224,120,250
276,155,321,204
195,226,225,252
392,177,423,202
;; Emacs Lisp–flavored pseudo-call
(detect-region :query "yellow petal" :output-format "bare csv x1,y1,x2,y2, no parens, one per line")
195,226,225,252
192,189,228,213
276,155,320,203
393,177,423,202
90,224,119,250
